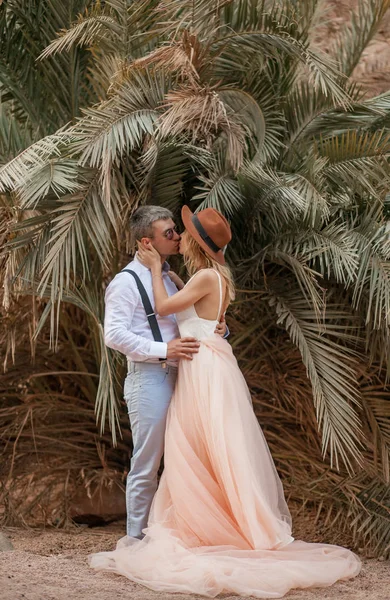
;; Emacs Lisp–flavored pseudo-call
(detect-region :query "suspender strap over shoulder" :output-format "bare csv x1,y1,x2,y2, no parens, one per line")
122,269,164,343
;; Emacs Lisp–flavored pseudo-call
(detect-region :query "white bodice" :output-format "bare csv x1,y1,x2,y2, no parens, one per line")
176,270,223,340
176,306,220,340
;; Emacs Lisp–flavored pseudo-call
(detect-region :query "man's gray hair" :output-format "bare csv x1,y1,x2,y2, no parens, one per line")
130,205,173,244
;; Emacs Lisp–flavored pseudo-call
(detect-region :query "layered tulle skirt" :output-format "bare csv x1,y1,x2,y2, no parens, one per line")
90,335,361,598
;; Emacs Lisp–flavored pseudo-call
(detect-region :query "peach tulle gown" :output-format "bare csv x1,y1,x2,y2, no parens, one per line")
89,270,361,598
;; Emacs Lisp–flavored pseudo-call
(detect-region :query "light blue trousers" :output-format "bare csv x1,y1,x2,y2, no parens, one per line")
124,361,178,538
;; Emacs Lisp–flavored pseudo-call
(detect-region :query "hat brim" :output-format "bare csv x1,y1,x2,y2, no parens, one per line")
181,205,226,265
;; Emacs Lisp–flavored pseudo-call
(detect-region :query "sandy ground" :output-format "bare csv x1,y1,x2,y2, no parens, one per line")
0,520,389,600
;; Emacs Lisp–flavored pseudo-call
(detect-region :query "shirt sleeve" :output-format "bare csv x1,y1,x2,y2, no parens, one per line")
103,275,168,360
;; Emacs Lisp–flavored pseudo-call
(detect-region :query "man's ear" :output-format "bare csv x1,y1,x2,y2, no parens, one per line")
139,237,151,247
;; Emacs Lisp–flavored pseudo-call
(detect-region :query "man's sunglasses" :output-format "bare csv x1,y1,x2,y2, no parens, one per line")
163,225,180,240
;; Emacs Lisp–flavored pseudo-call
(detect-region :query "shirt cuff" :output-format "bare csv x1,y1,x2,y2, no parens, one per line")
149,341,168,359
223,325,230,339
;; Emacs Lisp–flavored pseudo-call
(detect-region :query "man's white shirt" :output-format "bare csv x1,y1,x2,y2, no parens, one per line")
104,255,180,364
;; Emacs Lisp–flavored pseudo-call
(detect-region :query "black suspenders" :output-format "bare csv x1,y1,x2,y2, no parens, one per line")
122,269,166,364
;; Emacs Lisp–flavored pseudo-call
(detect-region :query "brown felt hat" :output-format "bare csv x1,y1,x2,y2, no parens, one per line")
181,205,232,265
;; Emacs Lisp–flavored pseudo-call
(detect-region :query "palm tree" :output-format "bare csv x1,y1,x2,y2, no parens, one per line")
1,0,389,555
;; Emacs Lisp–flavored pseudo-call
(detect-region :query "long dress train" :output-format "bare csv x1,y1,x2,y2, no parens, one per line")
90,270,361,598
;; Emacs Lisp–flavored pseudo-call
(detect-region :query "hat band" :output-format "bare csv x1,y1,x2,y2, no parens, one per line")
192,215,221,253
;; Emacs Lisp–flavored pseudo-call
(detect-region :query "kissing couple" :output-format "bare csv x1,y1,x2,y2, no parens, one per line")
90,205,360,598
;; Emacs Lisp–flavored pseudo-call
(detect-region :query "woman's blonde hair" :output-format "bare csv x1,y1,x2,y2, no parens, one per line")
183,233,235,308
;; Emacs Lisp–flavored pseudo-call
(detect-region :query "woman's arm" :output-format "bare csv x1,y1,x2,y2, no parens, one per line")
168,270,185,290
153,269,212,316
137,242,211,316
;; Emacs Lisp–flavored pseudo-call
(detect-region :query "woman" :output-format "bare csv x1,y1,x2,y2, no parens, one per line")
90,206,361,598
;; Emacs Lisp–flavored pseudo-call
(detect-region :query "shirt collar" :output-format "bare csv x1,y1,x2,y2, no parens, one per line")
134,253,170,273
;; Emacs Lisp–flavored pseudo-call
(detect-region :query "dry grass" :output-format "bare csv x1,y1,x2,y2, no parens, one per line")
1,289,389,557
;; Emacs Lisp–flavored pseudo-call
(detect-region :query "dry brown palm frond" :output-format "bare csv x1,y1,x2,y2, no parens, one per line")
131,30,210,84
227,291,390,556
158,84,247,171
359,373,390,483
133,44,199,83
0,292,130,527
1,287,389,555
0,201,15,314
153,0,233,37
0,395,129,526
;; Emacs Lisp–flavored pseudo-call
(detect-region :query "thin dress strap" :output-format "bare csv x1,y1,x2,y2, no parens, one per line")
211,269,223,320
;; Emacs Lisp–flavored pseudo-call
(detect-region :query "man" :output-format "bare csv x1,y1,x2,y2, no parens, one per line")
104,206,227,539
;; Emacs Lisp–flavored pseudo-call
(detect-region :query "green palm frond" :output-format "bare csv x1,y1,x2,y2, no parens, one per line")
16,159,83,209
332,0,390,77
139,139,192,209
154,0,230,36
218,89,266,161
269,222,360,286
318,129,390,198
350,476,390,555
240,72,287,161
222,0,321,40
267,251,324,313
60,282,124,444
0,102,32,162
0,129,72,193
364,92,390,131
5,173,116,309
68,69,166,167
0,0,96,133
96,323,125,445
307,91,390,138
194,170,245,217
239,162,310,226
0,66,50,132
40,14,123,58
38,179,114,296
268,289,363,471
214,32,348,105
352,224,390,331
283,166,330,226
282,82,353,162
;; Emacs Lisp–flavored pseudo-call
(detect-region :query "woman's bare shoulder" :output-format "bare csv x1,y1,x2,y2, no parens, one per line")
189,269,220,284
